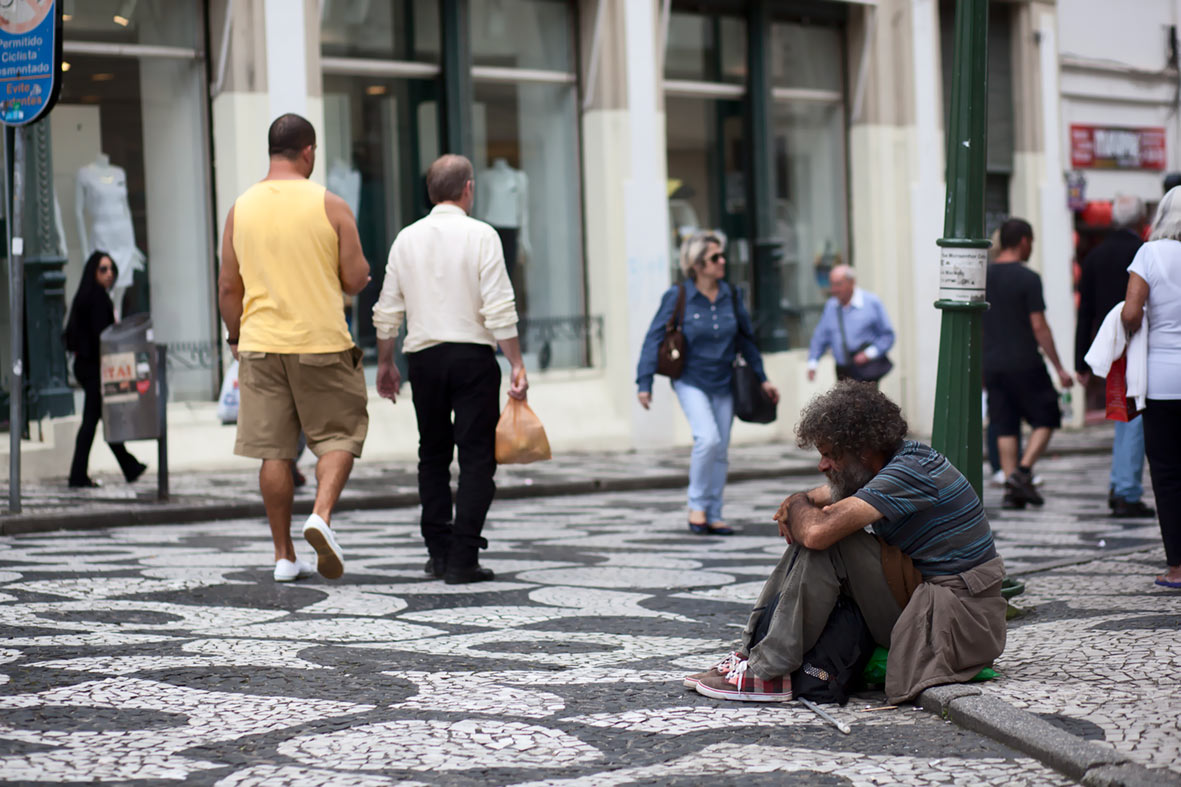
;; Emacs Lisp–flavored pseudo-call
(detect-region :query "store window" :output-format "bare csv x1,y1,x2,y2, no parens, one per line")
664,9,752,295
471,0,586,370
321,0,440,61
771,20,847,344
52,1,214,400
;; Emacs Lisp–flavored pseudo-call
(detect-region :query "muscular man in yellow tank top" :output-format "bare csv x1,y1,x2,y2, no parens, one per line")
218,113,371,583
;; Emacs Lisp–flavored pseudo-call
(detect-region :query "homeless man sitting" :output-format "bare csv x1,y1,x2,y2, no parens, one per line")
686,381,1007,704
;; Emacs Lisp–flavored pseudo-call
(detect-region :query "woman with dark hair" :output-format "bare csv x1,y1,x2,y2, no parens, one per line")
64,251,147,488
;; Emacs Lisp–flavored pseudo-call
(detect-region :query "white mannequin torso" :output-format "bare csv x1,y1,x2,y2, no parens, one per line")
75,154,144,289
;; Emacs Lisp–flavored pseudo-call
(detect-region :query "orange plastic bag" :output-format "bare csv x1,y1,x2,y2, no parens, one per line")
494,396,552,464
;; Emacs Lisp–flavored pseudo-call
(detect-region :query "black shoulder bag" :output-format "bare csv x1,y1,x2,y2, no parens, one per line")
731,289,776,424
836,305,893,383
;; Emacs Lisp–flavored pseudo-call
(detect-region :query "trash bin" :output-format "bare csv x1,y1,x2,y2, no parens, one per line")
99,313,160,442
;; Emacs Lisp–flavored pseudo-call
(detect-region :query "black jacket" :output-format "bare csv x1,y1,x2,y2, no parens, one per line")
1074,229,1142,376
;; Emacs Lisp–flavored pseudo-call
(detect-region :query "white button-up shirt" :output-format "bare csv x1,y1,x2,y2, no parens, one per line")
372,204,519,353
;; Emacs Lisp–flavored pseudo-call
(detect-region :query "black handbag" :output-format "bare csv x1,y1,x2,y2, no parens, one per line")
836,306,892,383
731,290,776,424
656,284,687,379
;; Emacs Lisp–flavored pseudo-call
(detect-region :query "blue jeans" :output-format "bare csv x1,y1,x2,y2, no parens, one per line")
673,380,734,522
1111,415,1145,502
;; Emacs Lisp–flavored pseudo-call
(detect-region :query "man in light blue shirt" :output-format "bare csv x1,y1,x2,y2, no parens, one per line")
807,265,895,382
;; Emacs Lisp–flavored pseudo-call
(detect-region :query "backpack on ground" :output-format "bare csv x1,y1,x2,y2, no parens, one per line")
791,595,877,705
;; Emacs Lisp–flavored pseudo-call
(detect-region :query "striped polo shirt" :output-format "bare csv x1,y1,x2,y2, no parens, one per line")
854,441,997,576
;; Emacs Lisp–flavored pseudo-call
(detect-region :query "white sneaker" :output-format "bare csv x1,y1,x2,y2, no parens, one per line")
302,514,344,579
990,469,1006,487
273,558,316,582
1032,474,1044,487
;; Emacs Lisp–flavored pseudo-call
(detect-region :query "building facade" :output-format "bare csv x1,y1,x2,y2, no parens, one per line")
7,0,1180,473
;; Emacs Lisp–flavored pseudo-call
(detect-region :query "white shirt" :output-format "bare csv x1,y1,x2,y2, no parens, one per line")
372,204,518,352
1084,301,1149,411
1128,240,1181,399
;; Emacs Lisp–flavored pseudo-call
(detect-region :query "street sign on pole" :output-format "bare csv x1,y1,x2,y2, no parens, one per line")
1,0,63,513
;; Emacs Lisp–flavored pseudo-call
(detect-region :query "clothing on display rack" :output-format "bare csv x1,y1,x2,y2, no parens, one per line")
75,153,146,301
477,158,530,280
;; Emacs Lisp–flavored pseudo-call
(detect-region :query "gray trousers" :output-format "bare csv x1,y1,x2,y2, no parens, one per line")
742,530,903,680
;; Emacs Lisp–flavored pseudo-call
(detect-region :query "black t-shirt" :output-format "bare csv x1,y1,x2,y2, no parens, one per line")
983,261,1045,373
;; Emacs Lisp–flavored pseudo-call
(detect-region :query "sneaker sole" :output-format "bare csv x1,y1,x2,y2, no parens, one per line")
694,681,792,702
303,527,344,580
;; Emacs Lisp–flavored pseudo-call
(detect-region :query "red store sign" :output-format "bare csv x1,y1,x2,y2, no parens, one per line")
1071,125,1166,171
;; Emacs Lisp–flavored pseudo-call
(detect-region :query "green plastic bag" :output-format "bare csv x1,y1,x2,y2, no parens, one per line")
860,646,998,686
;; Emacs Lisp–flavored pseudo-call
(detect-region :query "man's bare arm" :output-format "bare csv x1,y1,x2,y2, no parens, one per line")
325,191,370,295
217,207,244,358
778,494,883,551
1030,311,1074,388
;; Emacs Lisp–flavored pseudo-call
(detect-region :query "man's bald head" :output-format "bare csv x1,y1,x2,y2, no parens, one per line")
426,155,475,207
829,264,856,306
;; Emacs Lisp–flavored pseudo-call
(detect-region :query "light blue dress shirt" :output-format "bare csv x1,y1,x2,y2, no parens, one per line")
807,288,895,367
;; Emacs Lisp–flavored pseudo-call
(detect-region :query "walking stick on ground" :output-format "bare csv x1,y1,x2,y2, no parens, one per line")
798,696,852,734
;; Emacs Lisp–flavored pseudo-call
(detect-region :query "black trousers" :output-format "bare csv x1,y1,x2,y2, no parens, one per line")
406,343,501,565
1143,398,1181,567
69,369,142,484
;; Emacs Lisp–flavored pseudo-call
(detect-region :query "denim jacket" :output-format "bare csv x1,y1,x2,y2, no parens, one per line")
636,279,767,395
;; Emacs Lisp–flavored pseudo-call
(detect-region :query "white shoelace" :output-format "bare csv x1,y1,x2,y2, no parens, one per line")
711,651,743,673
724,660,750,686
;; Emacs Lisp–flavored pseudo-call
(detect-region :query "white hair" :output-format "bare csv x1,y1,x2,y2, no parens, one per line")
1111,194,1145,228
678,230,727,281
829,263,855,282
1149,186,1181,241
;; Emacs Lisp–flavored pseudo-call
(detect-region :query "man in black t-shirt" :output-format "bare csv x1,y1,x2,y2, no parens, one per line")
983,218,1074,509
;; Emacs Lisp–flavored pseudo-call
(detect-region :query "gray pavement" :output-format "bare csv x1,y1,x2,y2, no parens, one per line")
0,444,1177,785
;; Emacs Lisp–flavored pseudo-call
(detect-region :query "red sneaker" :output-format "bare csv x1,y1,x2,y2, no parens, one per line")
694,660,792,702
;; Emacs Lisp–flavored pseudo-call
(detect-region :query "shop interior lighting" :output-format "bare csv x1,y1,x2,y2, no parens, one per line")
61,62,71,72
113,0,137,27
91,73,115,82
365,84,388,95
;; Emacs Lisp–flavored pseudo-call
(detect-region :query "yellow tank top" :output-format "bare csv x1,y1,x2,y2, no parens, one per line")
232,179,353,353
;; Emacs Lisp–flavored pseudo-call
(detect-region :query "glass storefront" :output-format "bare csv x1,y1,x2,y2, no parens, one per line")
321,0,588,371
52,1,215,400
664,3,849,351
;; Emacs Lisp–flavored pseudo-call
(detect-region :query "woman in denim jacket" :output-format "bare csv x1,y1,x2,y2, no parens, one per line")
636,231,779,535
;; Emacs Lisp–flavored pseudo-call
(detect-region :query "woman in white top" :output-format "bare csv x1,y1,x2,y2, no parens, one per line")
1122,186,1181,588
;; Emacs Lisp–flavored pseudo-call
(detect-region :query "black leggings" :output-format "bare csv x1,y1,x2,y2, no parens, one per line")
69,371,142,484
1143,399,1181,567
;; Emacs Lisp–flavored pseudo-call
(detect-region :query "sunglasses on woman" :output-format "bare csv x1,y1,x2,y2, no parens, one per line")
98,265,112,273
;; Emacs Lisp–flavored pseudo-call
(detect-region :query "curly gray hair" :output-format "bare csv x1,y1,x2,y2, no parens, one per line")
796,381,908,461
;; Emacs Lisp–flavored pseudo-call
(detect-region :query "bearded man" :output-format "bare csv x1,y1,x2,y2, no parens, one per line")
686,382,1007,705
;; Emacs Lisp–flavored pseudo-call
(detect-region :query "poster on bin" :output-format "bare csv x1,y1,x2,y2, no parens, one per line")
101,350,153,404
0,0,63,127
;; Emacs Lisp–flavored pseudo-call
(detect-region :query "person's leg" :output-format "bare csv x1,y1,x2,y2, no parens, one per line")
108,441,144,481
408,347,457,566
311,451,354,524
260,458,295,561
997,436,1020,478
986,373,1022,478
1142,400,1181,581
449,346,501,576
705,390,734,525
68,375,102,485
986,418,1002,475
1020,426,1054,468
673,381,722,526
1111,416,1145,503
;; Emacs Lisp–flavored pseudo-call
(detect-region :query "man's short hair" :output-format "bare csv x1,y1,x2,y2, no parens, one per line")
998,218,1033,250
426,154,474,204
1111,194,1146,229
268,113,316,158
796,381,909,462
829,263,855,283
1163,172,1181,194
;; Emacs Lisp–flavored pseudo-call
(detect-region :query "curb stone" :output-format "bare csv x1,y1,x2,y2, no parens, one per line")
917,685,1174,786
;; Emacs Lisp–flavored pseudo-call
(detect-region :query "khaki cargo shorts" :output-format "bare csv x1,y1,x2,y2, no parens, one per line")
234,347,368,460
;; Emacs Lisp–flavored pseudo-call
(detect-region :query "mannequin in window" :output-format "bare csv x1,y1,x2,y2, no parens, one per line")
476,158,530,284
75,153,146,316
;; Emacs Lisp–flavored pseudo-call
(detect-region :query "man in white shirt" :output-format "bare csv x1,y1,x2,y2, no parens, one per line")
373,154,529,584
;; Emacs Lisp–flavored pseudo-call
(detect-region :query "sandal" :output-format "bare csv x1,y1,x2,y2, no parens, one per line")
706,522,734,535
688,521,709,535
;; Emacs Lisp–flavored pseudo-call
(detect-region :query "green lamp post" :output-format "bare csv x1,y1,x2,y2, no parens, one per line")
931,0,990,500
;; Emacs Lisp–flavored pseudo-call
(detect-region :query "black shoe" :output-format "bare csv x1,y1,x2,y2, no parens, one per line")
68,477,101,489
1108,486,1117,510
125,462,148,483
1111,498,1156,518
424,556,447,579
1002,492,1026,510
1005,469,1044,506
443,565,495,585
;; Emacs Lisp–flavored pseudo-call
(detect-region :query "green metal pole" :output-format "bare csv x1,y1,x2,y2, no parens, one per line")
931,0,990,499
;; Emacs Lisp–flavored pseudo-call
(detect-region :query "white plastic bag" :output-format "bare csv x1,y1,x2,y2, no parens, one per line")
217,360,240,424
